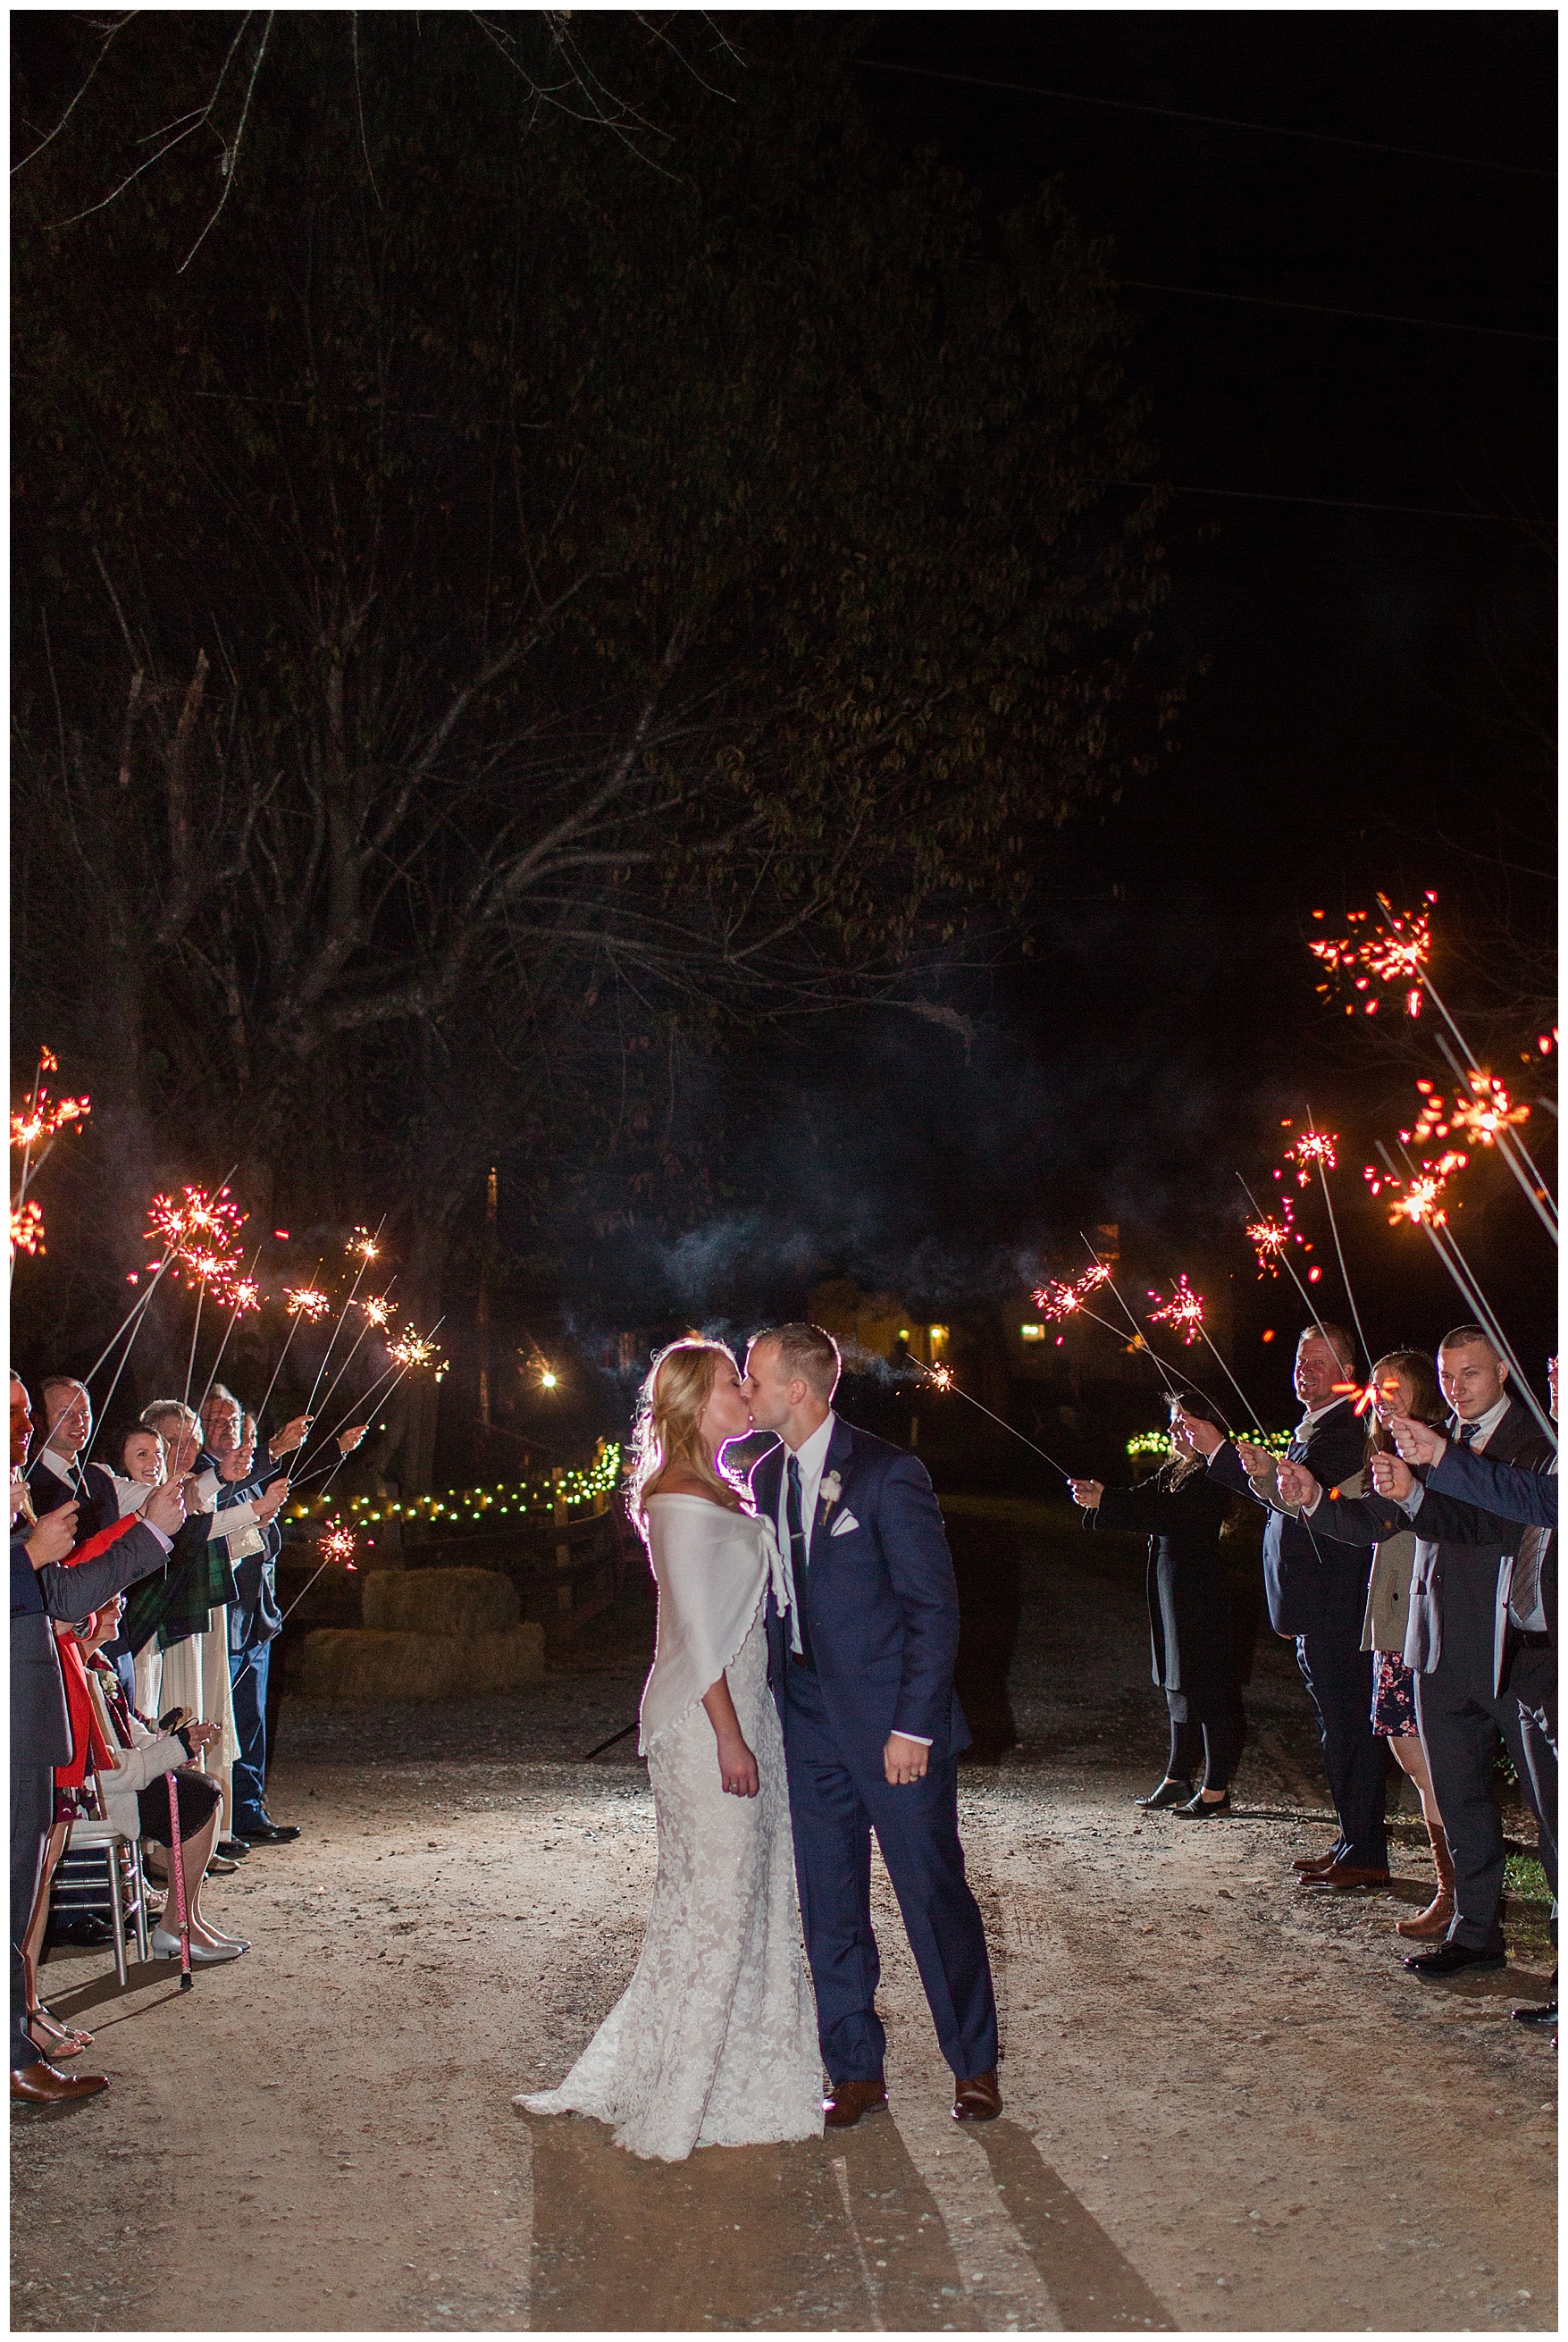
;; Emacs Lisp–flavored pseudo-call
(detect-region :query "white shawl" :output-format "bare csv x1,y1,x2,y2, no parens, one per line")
637,1497,791,1754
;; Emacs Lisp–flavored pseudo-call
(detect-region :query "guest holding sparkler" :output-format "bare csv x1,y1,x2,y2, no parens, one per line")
1276,1329,1553,1981
1070,1390,1246,1815
26,1377,117,1540
1182,1326,1385,1890
218,1406,299,1845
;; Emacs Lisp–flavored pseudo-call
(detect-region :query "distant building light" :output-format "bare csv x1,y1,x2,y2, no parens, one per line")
1019,1323,1046,1342
897,1329,910,1342
928,1324,949,1347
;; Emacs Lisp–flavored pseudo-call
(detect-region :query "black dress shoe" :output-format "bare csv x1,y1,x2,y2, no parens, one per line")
1403,1939,1506,1977
1175,1789,1232,1817
1512,1999,1557,2027
215,1838,252,1860
236,1819,299,1843
1134,1779,1195,1810
48,1915,115,1948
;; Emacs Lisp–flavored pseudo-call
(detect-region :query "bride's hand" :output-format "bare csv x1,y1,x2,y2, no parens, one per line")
717,1733,759,1798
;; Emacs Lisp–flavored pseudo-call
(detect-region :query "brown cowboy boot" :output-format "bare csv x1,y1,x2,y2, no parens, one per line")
1396,1822,1456,1939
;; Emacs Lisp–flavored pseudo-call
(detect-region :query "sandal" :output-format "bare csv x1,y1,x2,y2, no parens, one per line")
28,2006,92,2059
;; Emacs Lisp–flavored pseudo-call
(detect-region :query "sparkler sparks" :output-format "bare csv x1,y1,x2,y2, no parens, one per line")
357,1293,392,1329
1284,1127,1338,1187
285,1285,331,1322
1365,1150,1468,1229
319,1522,357,1572
1147,1277,1205,1347
389,1325,439,1371
1032,1265,1112,1321
1245,1191,1297,1277
10,1201,46,1258
227,1274,263,1314
10,1091,90,1152
926,1362,955,1391
1308,895,1435,1017
145,1184,247,1272
348,1227,381,1263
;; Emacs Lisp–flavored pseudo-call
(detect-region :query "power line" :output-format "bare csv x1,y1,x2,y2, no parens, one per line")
1122,279,1553,345
1119,480,1531,525
854,55,1555,180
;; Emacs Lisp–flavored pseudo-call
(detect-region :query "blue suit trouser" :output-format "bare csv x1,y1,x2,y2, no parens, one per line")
782,1662,998,2084
1295,1631,1387,1869
1417,1655,1556,1952
229,1642,272,1828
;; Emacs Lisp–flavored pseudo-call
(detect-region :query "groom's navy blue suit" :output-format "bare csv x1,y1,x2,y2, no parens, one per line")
755,1414,999,2086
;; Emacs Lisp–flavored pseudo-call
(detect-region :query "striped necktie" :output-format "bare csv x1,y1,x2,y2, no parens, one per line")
785,1455,816,1672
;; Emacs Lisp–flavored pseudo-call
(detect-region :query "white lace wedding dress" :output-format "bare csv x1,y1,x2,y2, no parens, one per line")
516,1495,823,2161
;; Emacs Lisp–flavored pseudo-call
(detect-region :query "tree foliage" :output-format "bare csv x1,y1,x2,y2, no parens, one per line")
13,14,1170,1297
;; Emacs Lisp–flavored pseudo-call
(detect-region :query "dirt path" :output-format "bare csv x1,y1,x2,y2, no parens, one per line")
12,1507,1556,2331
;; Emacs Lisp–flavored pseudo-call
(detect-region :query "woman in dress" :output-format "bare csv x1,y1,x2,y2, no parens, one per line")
1070,1389,1246,1817
517,1339,822,2162
1267,1350,1454,1936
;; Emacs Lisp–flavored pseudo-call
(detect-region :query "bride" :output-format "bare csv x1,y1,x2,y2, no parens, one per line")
516,1339,822,2161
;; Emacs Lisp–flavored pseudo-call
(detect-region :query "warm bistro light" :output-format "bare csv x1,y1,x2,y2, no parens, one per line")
1019,1323,1046,1342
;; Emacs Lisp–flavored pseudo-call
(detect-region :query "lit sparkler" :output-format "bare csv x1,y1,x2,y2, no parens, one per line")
390,1325,436,1371
1308,895,1435,1017
285,1285,331,1322
319,1522,357,1572
10,1201,46,1259
1366,1150,1467,1230
357,1292,392,1329
1284,1127,1338,1188
10,1091,89,1153
1147,1276,1205,1347
348,1227,381,1263
1245,1192,1295,1277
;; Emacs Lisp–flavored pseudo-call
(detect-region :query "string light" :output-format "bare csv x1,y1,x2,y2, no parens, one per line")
286,1443,623,1525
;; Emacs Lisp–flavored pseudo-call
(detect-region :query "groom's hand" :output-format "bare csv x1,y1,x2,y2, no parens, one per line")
884,1733,929,1786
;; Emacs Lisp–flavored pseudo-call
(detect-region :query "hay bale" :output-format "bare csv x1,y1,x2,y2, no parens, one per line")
289,1621,544,1704
361,1566,520,1640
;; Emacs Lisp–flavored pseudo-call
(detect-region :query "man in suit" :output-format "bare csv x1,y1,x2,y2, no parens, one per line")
1279,1327,1552,1982
10,1372,187,2103
218,1407,297,1844
26,1376,118,1542
1182,1322,1379,1889
742,1323,1000,2129
1383,1351,1556,2024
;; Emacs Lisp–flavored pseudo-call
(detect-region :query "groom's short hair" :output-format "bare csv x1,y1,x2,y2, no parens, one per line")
754,1322,841,1401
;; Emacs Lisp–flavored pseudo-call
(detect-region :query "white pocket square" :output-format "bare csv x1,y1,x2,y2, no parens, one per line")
829,1510,859,1538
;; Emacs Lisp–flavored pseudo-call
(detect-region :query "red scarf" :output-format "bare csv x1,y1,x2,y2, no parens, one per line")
55,1630,113,1789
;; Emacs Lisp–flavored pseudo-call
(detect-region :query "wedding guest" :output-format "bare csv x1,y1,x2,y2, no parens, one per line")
1069,1389,1245,1816
223,1411,296,1846
11,1372,185,2104
1184,1325,1381,1889
1277,1327,1552,1979
26,1377,117,1540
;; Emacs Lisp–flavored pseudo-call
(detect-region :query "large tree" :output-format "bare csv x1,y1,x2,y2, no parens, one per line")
13,13,1171,1454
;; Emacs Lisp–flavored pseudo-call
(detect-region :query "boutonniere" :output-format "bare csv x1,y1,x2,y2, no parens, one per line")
817,1470,842,1529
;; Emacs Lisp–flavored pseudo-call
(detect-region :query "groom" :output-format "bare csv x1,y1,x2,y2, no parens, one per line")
743,1323,1001,2128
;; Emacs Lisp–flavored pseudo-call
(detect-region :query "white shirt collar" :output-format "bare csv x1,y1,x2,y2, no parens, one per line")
775,1410,836,1561
1452,1391,1512,1453
1295,1398,1340,1436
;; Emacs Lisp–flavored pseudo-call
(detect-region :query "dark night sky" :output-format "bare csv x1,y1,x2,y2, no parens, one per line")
656,12,1557,1407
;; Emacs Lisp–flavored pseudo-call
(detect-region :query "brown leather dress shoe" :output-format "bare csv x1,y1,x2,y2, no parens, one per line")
10,2060,109,2105
823,2078,887,2129
1292,1844,1344,1874
952,2070,1002,2122
1298,1859,1390,1893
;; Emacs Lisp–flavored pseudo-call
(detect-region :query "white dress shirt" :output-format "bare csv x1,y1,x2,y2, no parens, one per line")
775,1410,931,1745
1399,1391,1515,1522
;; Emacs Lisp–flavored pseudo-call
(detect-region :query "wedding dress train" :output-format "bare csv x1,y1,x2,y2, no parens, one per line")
517,1496,822,2161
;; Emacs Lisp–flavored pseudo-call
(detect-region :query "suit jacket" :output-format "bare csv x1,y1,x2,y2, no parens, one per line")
1307,1400,1549,1692
1426,1440,1556,1653
751,1415,971,1766
11,1516,174,1769
1206,1399,1366,1638
1087,1465,1236,1700
25,1450,118,1543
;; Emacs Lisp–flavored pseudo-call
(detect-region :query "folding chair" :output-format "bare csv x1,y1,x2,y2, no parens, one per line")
64,1672,152,1985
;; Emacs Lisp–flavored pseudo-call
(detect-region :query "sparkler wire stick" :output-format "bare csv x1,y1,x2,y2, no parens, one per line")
1374,1141,1555,1448
304,1279,398,1438
179,1278,207,1415
903,1355,1072,1479
252,1259,327,1432
82,1250,175,1385
300,1219,385,1425
1077,1237,1186,1401
1430,1032,1557,1242
1304,1107,1373,1365
1187,1315,1264,1437
1237,1175,1329,1329
194,1245,263,1421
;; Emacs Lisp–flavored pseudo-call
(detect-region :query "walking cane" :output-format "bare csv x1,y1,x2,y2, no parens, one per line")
165,1773,194,1990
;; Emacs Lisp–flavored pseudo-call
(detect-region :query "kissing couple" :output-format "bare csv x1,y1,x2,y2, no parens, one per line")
518,1322,1001,2162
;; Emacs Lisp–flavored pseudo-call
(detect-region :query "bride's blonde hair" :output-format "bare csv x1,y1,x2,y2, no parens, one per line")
626,1339,748,1532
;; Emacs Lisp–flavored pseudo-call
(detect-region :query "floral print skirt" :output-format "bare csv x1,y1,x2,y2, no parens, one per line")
1371,1649,1418,1739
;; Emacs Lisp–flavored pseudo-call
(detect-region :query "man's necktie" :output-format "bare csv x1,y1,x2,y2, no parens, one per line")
1458,1419,1479,1448
1509,1524,1549,1632
786,1455,816,1671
